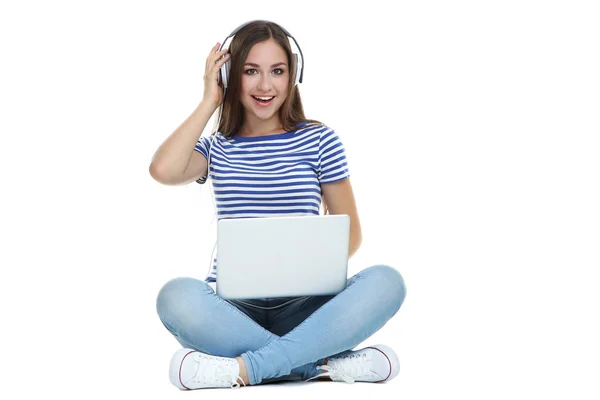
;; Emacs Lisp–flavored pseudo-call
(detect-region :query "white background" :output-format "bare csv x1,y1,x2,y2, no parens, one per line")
1,0,599,398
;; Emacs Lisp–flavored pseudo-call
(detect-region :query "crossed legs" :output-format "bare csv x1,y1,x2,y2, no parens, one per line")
157,264,406,385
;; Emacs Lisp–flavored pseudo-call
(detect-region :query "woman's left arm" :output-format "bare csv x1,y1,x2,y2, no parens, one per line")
321,178,363,259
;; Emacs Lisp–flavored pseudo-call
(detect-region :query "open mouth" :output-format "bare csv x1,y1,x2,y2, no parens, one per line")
252,95,275,105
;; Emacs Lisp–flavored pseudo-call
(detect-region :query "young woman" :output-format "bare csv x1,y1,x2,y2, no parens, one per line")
150,20,407,390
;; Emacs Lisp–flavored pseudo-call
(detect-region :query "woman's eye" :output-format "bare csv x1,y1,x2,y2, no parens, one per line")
244,68,285,75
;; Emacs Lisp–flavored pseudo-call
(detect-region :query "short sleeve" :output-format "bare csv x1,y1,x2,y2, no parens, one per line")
318,128,350,184
194,136,212,184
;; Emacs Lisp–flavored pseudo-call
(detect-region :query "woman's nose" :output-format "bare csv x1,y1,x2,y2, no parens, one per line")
257,74,272,91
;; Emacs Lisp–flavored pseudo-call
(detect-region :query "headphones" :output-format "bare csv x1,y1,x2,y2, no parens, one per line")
217,20,305,89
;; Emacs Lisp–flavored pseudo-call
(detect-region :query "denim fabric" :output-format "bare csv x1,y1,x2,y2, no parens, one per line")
156,264,406,385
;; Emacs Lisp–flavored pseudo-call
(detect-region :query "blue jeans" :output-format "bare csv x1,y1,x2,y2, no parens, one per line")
156,264,406,385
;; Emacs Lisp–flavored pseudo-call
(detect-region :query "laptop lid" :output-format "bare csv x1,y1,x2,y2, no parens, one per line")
215,214,350,300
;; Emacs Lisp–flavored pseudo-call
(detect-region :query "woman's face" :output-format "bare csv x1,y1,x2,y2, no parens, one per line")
240,38,290,126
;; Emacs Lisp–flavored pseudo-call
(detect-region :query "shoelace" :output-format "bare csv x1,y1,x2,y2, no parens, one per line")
187,353,246,388
306,353,372,383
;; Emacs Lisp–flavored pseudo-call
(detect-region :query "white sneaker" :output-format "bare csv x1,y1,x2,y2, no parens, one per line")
307,344,400,383
169,348,246,390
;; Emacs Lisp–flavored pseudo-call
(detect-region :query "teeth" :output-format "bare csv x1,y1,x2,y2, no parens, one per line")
254,96,274,101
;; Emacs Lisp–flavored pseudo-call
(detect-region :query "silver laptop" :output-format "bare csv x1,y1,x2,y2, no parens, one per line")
215,214,350,300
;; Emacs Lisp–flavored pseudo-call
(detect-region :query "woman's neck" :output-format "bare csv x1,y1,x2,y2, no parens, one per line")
238,117,284,137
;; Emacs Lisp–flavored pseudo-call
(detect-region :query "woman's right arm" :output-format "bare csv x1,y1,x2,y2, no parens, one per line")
149,43,230,186
149,101,215,185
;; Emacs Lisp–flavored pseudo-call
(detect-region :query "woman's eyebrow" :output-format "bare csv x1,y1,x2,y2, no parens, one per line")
244,62,287,68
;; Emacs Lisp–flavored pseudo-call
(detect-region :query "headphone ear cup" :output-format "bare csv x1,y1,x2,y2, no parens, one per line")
292,53,299,86
219,59,231,89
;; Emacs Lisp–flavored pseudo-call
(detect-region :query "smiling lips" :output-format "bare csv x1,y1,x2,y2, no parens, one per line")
252,95,275,106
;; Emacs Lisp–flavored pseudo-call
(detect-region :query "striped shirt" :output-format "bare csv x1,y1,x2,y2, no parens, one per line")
194,122,350,282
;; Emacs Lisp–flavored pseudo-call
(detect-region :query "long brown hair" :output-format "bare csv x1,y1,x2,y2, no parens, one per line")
215,20,322,138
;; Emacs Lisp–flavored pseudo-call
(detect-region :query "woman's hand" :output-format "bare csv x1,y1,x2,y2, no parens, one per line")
202,43,230,110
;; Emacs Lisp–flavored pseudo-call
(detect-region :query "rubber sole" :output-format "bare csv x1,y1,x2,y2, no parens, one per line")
368,344,400,382
169,348,197,390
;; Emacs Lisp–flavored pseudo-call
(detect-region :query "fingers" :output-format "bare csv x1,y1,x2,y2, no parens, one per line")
205,43,230,72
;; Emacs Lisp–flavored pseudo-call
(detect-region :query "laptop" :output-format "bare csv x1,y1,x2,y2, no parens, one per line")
215,214,350,300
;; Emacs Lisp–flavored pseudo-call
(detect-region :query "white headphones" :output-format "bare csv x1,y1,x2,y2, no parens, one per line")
217,20,305,89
